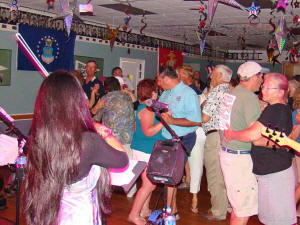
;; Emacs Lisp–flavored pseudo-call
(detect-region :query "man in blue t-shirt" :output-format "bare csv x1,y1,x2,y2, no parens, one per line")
158,66,202,219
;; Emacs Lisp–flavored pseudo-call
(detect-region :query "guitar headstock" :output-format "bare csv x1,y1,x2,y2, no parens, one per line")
261,124,289,148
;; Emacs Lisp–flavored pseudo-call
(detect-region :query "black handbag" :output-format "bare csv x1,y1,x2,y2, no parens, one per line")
147,139,185,186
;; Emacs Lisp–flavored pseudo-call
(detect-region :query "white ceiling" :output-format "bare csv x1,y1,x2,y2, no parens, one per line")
1,0,300,51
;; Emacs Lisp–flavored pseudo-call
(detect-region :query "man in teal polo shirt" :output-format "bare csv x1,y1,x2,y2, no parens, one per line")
158,66,202,219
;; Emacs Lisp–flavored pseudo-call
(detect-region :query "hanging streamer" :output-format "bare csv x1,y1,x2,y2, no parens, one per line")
140,12,147,35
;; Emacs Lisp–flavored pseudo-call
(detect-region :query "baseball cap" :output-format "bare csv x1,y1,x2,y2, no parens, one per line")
237,61,263,80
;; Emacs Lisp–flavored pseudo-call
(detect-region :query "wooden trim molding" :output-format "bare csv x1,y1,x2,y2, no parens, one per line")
11,114,33,120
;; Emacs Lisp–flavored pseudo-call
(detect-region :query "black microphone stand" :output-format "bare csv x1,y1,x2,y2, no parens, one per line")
0,114,27,225
151,108,189,223
15,137,26,225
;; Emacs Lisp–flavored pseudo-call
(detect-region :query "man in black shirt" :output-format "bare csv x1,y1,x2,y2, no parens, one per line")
82,60,105,100
224,73,296,225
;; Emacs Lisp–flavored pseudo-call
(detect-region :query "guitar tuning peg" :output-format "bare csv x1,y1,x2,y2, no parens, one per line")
280,129,285,138
273,126,278,135
272,144,276,151
266,123,271,133
266,139,270,146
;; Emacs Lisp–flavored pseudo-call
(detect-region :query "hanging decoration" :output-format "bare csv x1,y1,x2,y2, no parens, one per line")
139,12,147,35
198,5,205,13
104,24,119,51
293,15,300,24
123,9,132,33
288,47,299,63
245,1,260,21
267,40,276,62
64,15,73,36
269,18,276,34
122,5,133,54
53,0,83,36
207,0,245,24
276,0,289,13
285,41,300,63
197,4,207,34
47,0,55,10
9,0,18,12
292,0,300,8
271,53,281,67
196,1,209,55
199,33,207,56
275,16,287,54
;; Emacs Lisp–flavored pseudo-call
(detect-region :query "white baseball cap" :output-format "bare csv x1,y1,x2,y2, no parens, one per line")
237,61,263,80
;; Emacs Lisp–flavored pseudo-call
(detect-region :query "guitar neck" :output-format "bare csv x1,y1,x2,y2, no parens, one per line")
286,137,300,153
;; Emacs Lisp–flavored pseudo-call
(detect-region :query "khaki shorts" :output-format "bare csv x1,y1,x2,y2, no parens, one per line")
219,149,258,217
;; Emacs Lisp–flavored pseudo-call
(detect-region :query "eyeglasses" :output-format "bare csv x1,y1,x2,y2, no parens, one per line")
261,85,280,90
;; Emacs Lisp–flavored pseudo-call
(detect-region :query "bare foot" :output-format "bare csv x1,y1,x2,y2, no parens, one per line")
191,197,198,213
140,209,151,218
127,215,146,225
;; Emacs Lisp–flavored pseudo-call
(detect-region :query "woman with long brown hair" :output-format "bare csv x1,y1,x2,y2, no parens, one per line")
23,70,128,225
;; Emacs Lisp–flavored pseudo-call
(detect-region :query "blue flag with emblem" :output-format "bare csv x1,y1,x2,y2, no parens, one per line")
17,24,76,72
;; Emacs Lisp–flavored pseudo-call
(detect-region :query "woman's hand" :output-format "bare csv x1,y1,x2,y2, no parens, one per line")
122,89,137,102
94,122,126,152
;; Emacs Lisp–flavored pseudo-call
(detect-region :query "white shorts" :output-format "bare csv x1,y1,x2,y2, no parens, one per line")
132,149,151,163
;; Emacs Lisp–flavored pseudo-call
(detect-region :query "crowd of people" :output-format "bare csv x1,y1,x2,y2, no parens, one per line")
15,59,300,225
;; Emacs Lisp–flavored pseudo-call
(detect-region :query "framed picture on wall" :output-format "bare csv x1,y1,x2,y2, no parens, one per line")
73,55,104,79
0,49,12,86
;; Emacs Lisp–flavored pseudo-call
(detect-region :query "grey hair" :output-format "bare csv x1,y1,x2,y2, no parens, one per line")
215,65,232,82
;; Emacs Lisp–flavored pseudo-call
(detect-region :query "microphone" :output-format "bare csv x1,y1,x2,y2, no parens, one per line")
145,99,168,112
0,107,27,140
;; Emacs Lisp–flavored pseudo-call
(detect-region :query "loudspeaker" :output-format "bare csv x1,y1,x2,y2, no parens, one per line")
147,140,184,186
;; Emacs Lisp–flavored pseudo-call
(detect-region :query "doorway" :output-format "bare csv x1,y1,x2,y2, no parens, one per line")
120,58,145,94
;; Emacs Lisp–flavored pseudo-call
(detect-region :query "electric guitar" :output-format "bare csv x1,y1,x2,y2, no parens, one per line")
261,126,300,153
